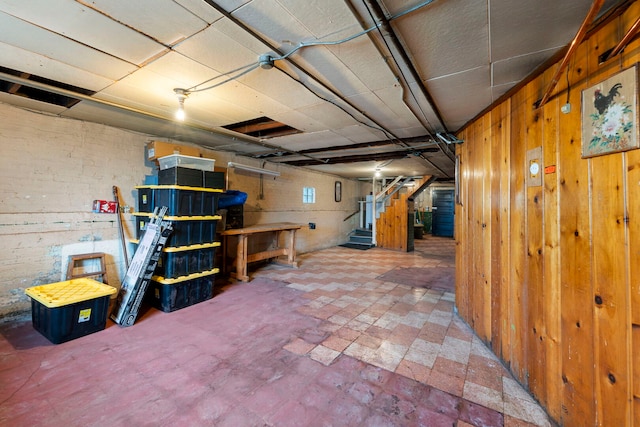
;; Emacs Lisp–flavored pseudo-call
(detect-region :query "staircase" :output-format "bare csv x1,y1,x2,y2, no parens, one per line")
340,228,375,250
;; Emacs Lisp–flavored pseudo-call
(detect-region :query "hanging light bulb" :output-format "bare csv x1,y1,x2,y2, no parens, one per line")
173,88,188,121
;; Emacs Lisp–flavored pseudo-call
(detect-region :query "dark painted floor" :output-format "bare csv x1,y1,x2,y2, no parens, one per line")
0,236,551,426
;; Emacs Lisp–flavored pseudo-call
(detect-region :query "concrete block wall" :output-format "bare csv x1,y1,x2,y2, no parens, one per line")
0,102,366,321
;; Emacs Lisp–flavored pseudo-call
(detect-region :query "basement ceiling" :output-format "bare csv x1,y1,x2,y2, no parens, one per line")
0,0,626,179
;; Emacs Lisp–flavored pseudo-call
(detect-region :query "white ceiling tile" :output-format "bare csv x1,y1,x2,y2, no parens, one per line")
426,66,492,131
347,90,422,132
0,0,166,65
492,48,558,87
272,130,350,151
238,66,327,111
84,0,208,46
275,0,359,40
0,92,68,114
0,11,136,81
174,24,262,74
332,125,388,143
0,42,114,91
232,0,311,48
174,0,224,24
489,0,611,62
326,38,398,92
394,0,488,79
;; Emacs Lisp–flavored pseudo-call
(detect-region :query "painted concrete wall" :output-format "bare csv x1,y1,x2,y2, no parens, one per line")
0,102,366,320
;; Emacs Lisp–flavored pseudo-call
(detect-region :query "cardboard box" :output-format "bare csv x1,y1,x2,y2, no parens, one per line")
146,141,201,161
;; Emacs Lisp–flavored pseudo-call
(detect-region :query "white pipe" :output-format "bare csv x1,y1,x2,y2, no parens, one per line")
371,176,377,246
227,161,280,177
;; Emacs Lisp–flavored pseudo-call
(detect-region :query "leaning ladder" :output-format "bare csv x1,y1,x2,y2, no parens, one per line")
111,206,172,327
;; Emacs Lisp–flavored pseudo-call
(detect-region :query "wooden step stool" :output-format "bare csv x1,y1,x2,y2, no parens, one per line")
66,252,108,284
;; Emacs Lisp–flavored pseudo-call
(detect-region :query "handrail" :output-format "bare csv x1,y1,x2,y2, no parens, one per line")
343,210,360,222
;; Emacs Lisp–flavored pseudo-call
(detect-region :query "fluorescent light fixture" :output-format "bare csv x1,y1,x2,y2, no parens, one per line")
227,161,280,177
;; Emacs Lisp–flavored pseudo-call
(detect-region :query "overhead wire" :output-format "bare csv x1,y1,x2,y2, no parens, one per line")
186,0,437,96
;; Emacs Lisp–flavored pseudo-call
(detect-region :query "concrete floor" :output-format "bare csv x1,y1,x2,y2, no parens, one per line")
0,236,552,426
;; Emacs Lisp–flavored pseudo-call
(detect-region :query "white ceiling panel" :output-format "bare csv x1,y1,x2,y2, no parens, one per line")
237,67,324,110
0,92,68,115
0,11,136,81
174,23,263,75
276,0,360,40
331,124,389,144
394,0,489,79
0,0,166,65
85,0,208,46
325,38,399,92
174,0,224,24
492,48,559,87
425,66,492,130
489,0,607,61
272,130,351,151
285,46,370,97
346,91,424,137
0,42,115,91
232,0,313,49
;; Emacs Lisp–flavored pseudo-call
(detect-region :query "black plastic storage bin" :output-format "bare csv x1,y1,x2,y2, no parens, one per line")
25,279,116,344
136,215,219,247
158,167,204,187
136,185,221,217
137,187,154,213
204,171,225,189
155,244,218,279
147,276,214,313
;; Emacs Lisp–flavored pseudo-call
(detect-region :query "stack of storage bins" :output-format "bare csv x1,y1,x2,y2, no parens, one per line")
134,154,223,312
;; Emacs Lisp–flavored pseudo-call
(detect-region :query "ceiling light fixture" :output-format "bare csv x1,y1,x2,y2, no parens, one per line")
173,88,189,121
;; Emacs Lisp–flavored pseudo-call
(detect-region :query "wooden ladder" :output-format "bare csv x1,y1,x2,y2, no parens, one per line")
66,252,108,284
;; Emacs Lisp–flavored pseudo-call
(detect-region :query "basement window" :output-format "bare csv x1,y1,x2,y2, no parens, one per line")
0,66,95,108
302,187,315,204
222,116,301,139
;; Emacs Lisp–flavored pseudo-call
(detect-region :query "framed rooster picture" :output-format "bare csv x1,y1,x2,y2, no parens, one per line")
581,64,638,158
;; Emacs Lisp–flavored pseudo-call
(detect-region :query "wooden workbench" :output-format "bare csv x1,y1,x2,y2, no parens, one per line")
221,222,305,282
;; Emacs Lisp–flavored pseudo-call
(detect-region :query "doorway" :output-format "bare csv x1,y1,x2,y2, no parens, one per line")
432,189,454,237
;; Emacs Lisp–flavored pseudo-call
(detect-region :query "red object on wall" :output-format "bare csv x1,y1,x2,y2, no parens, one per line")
93,200,118,213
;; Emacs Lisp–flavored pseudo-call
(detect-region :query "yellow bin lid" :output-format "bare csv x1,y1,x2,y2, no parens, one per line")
25,278,117,308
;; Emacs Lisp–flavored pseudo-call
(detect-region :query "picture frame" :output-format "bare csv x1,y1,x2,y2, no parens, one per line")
334,181,342,202
581,64,638,158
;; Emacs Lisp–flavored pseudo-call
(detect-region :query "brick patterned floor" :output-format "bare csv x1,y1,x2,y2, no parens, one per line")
259,236,552,427
0,235,552,426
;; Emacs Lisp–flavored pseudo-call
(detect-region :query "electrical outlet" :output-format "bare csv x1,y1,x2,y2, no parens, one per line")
308,222,316,230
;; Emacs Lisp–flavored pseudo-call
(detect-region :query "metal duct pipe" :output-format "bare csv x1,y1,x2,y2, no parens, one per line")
360,0,455,165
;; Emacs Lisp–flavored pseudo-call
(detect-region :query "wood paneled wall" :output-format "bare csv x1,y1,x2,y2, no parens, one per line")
455,3,640,425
